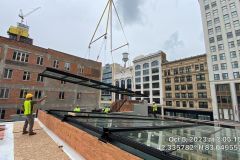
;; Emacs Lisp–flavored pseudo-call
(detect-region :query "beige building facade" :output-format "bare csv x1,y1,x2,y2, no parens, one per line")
162,54,213,120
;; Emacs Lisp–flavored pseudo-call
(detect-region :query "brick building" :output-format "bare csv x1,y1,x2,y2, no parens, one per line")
0,36,101,119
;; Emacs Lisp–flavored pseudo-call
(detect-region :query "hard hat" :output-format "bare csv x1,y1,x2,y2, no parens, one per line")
153,102,155,104
25,93,33,99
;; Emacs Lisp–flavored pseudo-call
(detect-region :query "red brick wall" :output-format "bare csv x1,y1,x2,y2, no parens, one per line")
4,108,17,119
38,110,141,160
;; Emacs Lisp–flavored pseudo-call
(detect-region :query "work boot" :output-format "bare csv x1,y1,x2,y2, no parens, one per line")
29,132,36,136
22,131,28,134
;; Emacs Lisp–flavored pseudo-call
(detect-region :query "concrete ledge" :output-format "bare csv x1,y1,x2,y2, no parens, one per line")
38,110,141,160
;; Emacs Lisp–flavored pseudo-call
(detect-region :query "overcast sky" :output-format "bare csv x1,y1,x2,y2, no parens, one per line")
0,0,205,66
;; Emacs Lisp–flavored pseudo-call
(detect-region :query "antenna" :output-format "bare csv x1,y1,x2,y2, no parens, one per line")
19,7,41,23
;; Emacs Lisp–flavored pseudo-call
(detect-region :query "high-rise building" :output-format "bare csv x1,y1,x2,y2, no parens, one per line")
199,0,240,121
133,51,167,105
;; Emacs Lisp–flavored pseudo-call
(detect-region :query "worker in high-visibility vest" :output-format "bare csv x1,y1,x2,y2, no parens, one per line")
22,93,47,135
73,106,81,112
152,102,158,118
103,106,110,114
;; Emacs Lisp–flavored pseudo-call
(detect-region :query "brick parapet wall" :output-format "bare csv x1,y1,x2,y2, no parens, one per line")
38,110,141,160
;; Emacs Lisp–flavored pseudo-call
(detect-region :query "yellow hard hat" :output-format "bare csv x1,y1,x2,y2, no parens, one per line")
25,93,33,99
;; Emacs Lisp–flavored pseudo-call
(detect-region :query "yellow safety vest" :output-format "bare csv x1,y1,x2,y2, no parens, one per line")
24,100,32,115
152,104,158,112
74,107,81,112
104,108,110,113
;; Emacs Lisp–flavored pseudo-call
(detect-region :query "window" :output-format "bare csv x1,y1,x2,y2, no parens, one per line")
19,89,28,99
121,80,125,88
151,60,159,67
205,4,210,10
37,56,43,65
214,74,220,80
199,102,208,108
186,75,192,82
59,92,65,100
210,46,216,52
211,1,217,7
208,28,213,35
164,70,171,76
181,85,186,90
143,91,149,96
222,73,229,79
185,66,192,73
175,93,181,98
152,83,159,88
225,23,231,29
143,69,149,75
230,3,236,10
53,60,59,68
166,101,172,106
207,20,212,27
195,64,200,71
135,65,141,70
143,83,149,89
152,68,159,74
204,0,208,5
219,53,226,60
23,71,30,81
220,0,226,4
209,37,215,43
135,71,141,76
34,90,42,99
188,93,194,98
198,92,207,98
152,75,159,81
152,90,160,96
165,85,171,91
214,17,220,24
232,61,239,68
179,67,184,74
180,76,185,82
135,84,141,89
218,44,224,51
143,76,149,82
176,101,180,107
189,101,194,108
174,77,180,83
230,51,237,58
233,72,240,79
237,40,240,47
223,14,229,22
64,62,71,71
174,68,178,75
217,35,223,41
165,78,171,84
77,93,81,99
12,50,29,63
231,11,238,18
135,77,141,83
233,21,240,28
235,29,240,36
227,32,233,39
221,63,227,70
213,9,218,16
211,55,217,61
37,74,44,82
182,101,187,107
213,64,219,71
0,88,9,99
175,85,180,91
143,63,149,69
3,68,13,79
197,83,207,90
187,84,193,90
222,6,228,13
196,74,205,81
206,12,211,19
127,79,131,89
166,93,172,98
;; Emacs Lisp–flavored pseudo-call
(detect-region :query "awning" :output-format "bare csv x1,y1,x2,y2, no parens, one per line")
40,67,147,97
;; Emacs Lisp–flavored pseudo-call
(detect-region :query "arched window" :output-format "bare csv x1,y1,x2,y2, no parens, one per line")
143,63,149,69
151,60,159,67
135,65,141,70
127,79,131,89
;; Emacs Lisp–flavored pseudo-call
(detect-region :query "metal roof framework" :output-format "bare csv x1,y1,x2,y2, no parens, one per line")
40,67,147,97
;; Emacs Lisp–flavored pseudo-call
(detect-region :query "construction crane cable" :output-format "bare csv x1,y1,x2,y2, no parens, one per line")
112,0,128,44
88,0,111,48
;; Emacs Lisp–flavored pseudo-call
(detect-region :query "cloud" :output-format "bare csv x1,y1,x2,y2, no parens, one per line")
163,31,184,51
116,0,145,25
